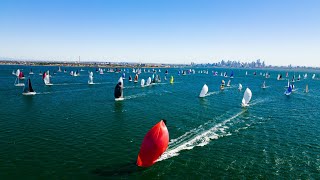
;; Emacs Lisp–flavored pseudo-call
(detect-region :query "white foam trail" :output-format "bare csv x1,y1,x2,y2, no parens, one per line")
205,91,219,97
158,110,246,161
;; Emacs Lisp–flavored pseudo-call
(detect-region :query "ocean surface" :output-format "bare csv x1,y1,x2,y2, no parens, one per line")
0,65,319,179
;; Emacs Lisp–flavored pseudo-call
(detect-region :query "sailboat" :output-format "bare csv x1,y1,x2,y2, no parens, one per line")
230,71,234,79
128,75,132,82
199,84,208,98
122,72,126,79
22,78,36,95
58,66,62,72
99,68,104,75
43,71,53,86
14,77,25,87
88,71,94,84
241,88,252,107
165,70,168,75
29,68,34,75
134,74,139,83
39,70,42,75
19,71,25,79
297,74,301,81
170,76,174,84
238,83,242,91
114,77,124,101
304,73,307,79
136,120,169,167
12,70,15,75
220,80,225,90
305,84,309,93
146,77,152,86
245,71,248,76
286,72,289,78
277,74,282,80
141,79,145,87
284,84,292,96
226,80,231,87
312,74,316,79
262,81,266,89
164,75,167,81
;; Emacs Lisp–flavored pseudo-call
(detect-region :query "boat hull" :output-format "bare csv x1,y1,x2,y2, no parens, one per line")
22,92,36,95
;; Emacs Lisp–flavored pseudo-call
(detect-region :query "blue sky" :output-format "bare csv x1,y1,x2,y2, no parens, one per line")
0,0,319,66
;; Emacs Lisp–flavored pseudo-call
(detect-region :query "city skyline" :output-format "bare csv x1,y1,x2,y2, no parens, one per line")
1,0,320,67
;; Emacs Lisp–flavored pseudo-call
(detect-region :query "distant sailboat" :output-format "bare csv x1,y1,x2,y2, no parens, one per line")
146,77,152,86
19,71,25,79
29,68,34,75
122,72,126,79
238,83,242,91
22,78,36,95
277,74,282,80
39,70,42,75
297,74,301,81
164,75,167,81
43,71,53,86
165,70,168,75
12,70,15,75
262,81,266,89
230,71,234,79
226,80,231,87
14,77,25,87
199,84,208,98
141,79,145,87
134,74,138,83
114,77,124,101
284,84,292,96
220,80,225,90
305,84,309,93
128,75,132,82
241,88,252,107
99,69,104,75
170,76,174,84
312,74,316,79
88,71,94,84
304,73,307,79
58,66,62,72
245,71,248,76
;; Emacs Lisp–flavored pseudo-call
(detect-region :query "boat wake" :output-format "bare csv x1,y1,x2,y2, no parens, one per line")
158,110,246,162
205,91,219,97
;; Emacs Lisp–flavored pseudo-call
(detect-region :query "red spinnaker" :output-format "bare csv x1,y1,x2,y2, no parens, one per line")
137,120,169,167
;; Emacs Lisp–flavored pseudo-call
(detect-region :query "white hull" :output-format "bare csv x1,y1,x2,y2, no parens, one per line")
241,103,249,107
15,83,25,87
22,92,36,95
88,82,94,85
115,97,124,101
45,83,53,86
29,72,34,75
19,77,25,80
134,80,138,83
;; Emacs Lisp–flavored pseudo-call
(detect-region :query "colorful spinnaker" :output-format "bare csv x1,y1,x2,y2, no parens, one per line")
137,120,169,167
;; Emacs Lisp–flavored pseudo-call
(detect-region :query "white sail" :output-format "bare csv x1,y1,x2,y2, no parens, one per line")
88,71,94,84
238,83,242,91
227,80,231,87
199,84,208,97
43,71,52,85
312,74,315,79
146,77,152,86
242,88,252,107
16,69,20,77
141,79,145,87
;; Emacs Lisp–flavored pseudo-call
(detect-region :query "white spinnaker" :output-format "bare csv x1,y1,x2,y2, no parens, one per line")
146,77,151,86
242,88,252,105
199,84,208,97
141,79,145,87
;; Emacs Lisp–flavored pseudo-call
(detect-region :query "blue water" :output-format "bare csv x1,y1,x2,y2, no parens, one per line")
0,65,319,179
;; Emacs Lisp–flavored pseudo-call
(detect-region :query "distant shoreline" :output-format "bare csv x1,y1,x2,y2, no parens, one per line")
1,60,319,72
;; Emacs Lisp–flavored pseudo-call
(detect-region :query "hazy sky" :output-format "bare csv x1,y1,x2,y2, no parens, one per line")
0,0,319,66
